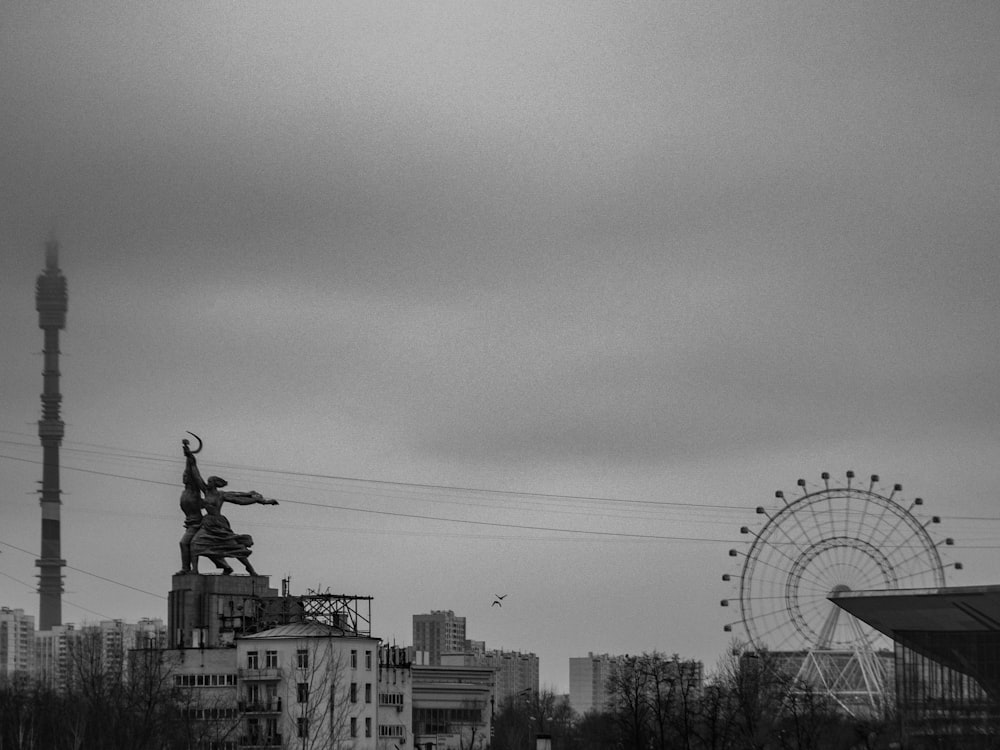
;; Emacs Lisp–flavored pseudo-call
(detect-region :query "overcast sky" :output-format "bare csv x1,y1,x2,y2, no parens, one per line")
2,2,999,692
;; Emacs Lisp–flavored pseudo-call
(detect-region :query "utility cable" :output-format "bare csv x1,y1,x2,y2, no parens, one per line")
0,537,166,600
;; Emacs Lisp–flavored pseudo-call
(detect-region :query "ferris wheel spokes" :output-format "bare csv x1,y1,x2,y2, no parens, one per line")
724,471,954,655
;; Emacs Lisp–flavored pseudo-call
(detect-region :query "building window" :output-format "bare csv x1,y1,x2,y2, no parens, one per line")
247,718,260,743
365,717,372,737
350,682,357,703
297,682,309,703
365,683,372,703
265,650,278,668
413,706,482,734
297,717,308,739
246,651,259,669
296,648,309,669
351,649,358,668
365,650,372,669
176,673,237,687
350,717,357,738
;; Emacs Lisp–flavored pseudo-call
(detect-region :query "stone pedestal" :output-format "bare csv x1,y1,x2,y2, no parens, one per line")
168,573,279,649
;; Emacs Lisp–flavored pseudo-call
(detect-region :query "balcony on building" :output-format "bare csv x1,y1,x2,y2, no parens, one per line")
237,698,282,714
238,734,281,748
237,667,281,681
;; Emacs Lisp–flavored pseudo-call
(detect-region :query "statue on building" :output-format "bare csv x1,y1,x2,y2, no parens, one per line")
176,434,207,574
176,433,278,576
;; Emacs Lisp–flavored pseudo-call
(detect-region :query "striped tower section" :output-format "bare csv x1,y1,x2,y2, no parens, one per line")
35,239,68,631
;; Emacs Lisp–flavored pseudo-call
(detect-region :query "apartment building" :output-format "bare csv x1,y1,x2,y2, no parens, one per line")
0,607,34,680
412,610,466,666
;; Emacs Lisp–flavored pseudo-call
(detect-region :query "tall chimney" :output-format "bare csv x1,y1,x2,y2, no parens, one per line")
35,238,67,630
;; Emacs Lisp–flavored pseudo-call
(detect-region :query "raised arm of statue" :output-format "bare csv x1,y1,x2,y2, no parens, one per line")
182,443,207,492
218,489,279,507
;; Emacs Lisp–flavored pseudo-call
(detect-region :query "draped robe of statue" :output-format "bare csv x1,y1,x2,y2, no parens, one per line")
189,475,279,575
190,478,258,567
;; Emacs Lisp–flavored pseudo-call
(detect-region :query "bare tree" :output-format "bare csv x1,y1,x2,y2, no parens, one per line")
606,655,651,750
0,675,39,750
710,643,788,750
641,652,681,750
491,694,530,750
545,692,576,750
601,652,706,750
572,709,620,750
695,683,735,750
637,652,705,750
456,699,489,750
167,668,243,750
774,682,840,750
277,635,355,750
492,688,574,750
48,626,189,750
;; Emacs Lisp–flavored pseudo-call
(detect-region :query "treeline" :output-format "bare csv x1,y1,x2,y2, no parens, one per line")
491,649,897,750
0,677,187,750
0,631,230,750
3,639,903,750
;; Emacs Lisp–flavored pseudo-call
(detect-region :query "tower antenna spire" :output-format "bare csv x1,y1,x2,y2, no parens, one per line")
35,237,68,630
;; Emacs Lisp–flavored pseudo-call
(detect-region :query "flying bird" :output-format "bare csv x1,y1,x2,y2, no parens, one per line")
492,594,507,607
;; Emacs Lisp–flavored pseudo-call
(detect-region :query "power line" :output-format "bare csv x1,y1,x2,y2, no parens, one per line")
6,434,999,523
0,537,166,600
0,569,113,620
0,441,747,511
0,569,35,591
0,452,175,486
4,430,999,522
1,446,995,548
9,444,994,526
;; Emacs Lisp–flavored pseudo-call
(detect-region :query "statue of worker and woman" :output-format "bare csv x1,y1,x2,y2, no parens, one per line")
176,433,278,576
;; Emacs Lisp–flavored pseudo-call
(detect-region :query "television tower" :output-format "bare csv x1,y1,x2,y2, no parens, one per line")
35,239,68,630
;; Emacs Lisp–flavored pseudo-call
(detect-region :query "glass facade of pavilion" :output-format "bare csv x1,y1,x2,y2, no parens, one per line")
894,631,1000,749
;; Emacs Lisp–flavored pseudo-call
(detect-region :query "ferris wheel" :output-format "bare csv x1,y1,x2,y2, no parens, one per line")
722,471,958,654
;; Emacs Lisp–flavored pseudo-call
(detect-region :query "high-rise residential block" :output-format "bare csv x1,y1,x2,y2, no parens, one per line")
0,607,35,680
442,648,539,705
569,652,704,715
412,610,467,665
569,652,624,714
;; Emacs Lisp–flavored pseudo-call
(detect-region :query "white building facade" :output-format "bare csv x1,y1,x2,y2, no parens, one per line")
411,664,494,750
0,607,35,680
238,622,381,749
377,644,412,749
